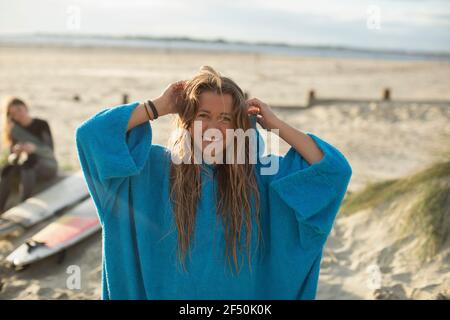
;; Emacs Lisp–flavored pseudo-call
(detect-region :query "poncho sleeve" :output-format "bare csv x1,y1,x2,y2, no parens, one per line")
75,102,152,222
268,133,352,238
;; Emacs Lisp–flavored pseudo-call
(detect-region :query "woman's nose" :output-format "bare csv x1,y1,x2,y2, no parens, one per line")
203,120,216,131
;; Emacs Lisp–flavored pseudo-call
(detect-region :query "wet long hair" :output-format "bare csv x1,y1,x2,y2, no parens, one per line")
169,66,262,274
0,97,27,151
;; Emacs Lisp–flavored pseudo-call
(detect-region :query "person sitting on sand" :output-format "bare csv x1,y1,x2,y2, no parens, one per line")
75,66,352,299
0,97,58,213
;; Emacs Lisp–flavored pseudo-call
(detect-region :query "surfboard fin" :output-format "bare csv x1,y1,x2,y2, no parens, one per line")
25,239,46,253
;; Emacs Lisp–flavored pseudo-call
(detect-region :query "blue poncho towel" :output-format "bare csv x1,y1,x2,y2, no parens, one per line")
75,101,352,299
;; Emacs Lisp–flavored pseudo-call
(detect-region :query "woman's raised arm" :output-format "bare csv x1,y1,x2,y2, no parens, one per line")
127,80,186,131
75,81,186,221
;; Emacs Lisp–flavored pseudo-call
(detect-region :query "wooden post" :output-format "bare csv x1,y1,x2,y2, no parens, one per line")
244,91,249,100
382,88,391,101
122,94,129,104
307,90,316,107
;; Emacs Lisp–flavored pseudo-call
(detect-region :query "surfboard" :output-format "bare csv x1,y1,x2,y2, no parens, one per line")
6,197,100,267
0,171,89,238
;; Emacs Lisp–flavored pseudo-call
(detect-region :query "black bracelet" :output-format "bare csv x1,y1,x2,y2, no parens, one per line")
147,100,159,120
143,101,152,120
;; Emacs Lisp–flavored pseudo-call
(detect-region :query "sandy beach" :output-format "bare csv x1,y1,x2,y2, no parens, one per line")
0,46,449,299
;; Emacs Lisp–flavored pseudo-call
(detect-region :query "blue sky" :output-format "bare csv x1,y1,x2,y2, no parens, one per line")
0,0,449,52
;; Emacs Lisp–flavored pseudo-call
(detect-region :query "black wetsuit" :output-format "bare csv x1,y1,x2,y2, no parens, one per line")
0,118,57,212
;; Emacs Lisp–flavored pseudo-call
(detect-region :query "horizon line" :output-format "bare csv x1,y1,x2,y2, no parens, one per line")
1,31,450,57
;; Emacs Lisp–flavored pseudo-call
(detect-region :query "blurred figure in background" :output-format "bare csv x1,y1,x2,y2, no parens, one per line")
0,97,58,213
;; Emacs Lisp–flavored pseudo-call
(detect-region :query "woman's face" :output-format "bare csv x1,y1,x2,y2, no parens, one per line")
8,104,28,124
190,91,234,158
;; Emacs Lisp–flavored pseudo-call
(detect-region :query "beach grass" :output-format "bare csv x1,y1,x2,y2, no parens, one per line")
341,158,450,260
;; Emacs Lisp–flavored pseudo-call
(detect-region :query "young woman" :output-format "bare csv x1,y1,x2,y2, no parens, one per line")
76,66,352,299
0,97,58,213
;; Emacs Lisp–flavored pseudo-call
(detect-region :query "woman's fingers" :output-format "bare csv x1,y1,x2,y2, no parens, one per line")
173,80,187,90
246,98,268,114
246,99,257,108
245,97,275,130
173,82,182,89
167,80,185,94
246,97,263,106
247,106,260,115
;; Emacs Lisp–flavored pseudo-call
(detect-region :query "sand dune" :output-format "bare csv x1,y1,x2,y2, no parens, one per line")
318,161,450,299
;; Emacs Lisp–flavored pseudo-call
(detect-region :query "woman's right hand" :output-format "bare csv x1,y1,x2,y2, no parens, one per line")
153,80,187,117
12,144,23,154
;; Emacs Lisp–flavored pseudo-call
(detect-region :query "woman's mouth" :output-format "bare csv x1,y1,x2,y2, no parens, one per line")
203,135,222,142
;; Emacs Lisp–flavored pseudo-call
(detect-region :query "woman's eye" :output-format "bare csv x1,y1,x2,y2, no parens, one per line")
221,117,231,122
197,114,208,118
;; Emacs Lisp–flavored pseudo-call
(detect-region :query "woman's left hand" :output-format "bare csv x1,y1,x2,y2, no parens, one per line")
246,98,279,130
